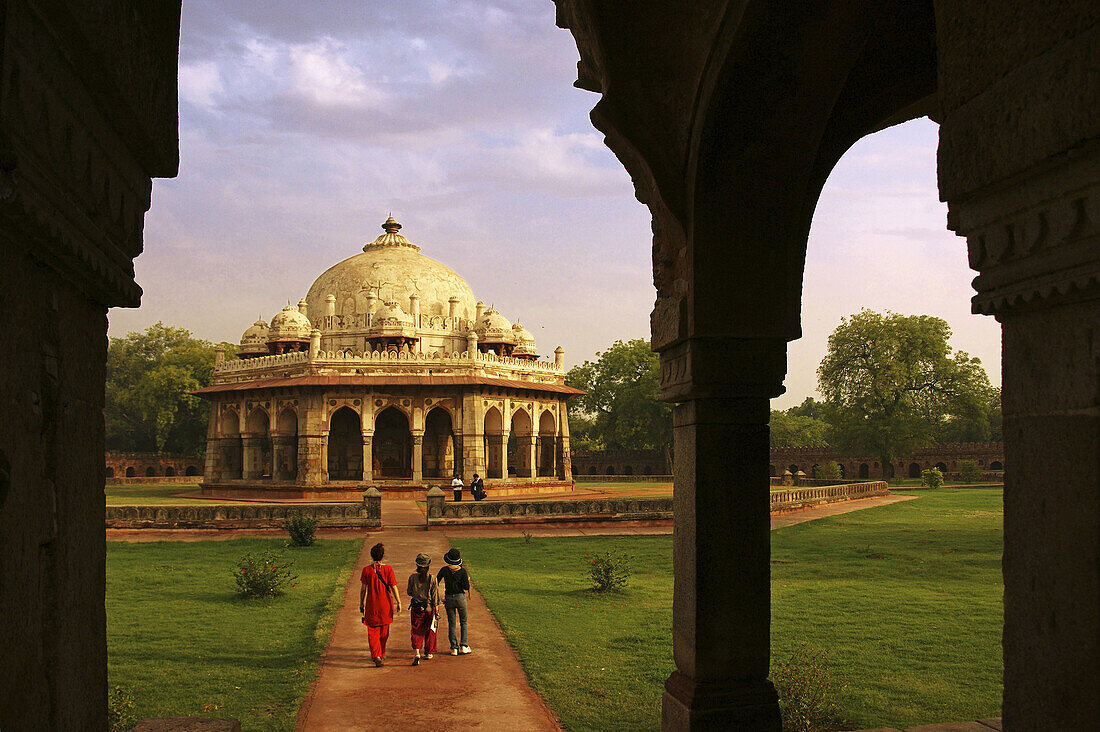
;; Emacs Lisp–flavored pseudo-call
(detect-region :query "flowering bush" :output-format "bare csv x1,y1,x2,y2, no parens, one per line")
284,513,318,547
771,644,850,732
586,551,631,592
234,551,298,598
107,685,137,732
921,467,944,489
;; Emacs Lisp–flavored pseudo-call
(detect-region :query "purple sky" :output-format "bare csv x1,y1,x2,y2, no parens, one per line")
108,0,1001,409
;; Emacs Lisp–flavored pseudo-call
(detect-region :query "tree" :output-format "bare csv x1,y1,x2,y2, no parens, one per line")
769,410,831,448
105,323,236,456
565,339,672,460
817,310,996,478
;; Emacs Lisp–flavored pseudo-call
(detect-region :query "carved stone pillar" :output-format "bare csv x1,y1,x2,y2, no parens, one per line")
273,436,297,480
361,433,373,483
660,339,786,730
220,437,243,479
947,156,1100,728
412,433,423,483
520,435,537,478
452,432,464,477
300,434,326,485
204,437,221,481
498,431,509,480
241,437,264,480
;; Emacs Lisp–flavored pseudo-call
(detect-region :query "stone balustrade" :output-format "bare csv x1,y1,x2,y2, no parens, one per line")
105,489,382,529
425,487,672,525
216,351,310,372
769,481,888,511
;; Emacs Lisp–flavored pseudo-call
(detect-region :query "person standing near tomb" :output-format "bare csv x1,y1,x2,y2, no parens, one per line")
471,473,485,501
451,474,464,502
437,548,472,655
406,553,441,665
360,542,401,666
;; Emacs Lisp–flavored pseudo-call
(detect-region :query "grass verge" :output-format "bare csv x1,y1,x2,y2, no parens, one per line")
458,488,1002,730
107,537,361,730
106,483,202,504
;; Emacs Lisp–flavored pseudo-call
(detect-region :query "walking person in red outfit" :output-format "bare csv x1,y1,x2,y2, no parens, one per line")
359,542,401,666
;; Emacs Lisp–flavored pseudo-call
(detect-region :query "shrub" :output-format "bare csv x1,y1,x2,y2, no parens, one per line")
521,530,533,544
586,550,631,592
107,685,137,732
234,551,298,598
284,513,318,547
812,462,842,481
921,467,944,489
958,459,983,483
771,644,850,732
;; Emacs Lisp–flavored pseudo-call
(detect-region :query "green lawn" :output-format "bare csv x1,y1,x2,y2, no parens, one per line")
106,483,202,504
458,488,1003,731
107,537,362,730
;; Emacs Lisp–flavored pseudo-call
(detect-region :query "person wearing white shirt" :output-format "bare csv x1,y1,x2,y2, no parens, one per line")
450,475,464,502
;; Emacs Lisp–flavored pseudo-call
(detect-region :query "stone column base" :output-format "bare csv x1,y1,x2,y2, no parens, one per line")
662,672,780,730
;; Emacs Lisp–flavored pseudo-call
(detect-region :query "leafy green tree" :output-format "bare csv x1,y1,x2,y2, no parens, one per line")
769,410,831,448
817,310,996,477
565,339,672,461
105,323,236,456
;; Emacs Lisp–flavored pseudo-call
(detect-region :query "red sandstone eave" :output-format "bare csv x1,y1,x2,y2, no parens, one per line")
191,374,585,398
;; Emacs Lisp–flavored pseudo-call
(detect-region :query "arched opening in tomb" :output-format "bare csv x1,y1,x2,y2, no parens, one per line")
245,409,272,479
329,407,364,480
125,467,135,477
935,461,948,473
219,410,242,479
510,409,534,478
537,410,556,477
483,407,504,479
145,467,157,477
423,407,454,479
623,465,634,475
859,463,869,479
371,408,410,480
884,463,896,480
164,466,176,477
644,466,653,476
606,466,615,475
185,466,199,476
909,463,922,478
275,409,299,480
106,467,115,478
990,461,1003,471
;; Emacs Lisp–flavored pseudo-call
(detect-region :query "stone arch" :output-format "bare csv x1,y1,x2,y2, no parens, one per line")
644,465,654,475
145,466,156,477
884,463,896,480
990,461,1003,471
105,467,115,478
509,408,535,478
423,406,454,479
859,463,869,479
244,408,272,479
623,464,634,476
484,406,505,479
185,466,199,477
275,408,299,480
372,407,410,479
328,406,363,481
935,461,948,473
164,466,176,477
537,410,557,477
908,462,921,478
606,466,615,475
125,467,135,478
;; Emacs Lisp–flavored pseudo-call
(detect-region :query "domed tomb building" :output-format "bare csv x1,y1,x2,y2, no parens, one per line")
195,217,581,497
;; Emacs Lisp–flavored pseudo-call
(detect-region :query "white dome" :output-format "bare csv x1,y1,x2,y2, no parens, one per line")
269,305,312,342
474,308,515,343
305,218,478,325
239,319,269,356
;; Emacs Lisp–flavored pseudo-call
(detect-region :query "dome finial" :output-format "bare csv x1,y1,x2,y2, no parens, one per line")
382,215,401,234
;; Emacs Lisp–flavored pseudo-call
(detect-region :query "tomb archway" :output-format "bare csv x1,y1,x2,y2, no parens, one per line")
329,407,364,480
372,407,410,479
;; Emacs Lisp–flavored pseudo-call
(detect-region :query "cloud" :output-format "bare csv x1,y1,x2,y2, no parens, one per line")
178,61,224,108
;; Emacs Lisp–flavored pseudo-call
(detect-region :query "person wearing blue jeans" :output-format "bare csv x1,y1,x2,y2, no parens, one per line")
436,547,472,654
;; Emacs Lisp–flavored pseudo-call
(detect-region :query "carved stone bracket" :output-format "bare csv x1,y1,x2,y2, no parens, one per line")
658,338,787,402
950,146,1100,317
